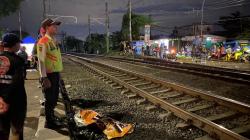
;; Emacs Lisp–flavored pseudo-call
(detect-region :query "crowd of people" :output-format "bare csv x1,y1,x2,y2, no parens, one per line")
121,41,250,63
122,42,172,59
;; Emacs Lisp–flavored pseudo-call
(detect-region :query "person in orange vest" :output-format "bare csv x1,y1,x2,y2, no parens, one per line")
37,18,63,129
32,27,46,69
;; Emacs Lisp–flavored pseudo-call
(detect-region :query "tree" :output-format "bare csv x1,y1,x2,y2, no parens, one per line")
64,36,84,52
236,29,250,40
218,11,250,38
84,33,106,54
121,13,152,41
83,32,123,54
170,26,178,38
110,31,122,50
0,0,23,18
0,28,3,37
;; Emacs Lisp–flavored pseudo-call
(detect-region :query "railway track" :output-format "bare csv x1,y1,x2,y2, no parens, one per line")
65,54,250,140
68,52,250,85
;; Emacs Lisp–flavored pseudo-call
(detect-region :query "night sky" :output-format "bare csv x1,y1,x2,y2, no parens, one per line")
0,0,249,40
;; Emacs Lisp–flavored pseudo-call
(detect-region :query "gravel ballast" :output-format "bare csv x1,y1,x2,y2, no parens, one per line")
61,58,205,140
90,57,250,105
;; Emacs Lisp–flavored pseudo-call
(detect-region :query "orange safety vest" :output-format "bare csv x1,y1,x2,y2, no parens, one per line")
37,35,63,73
154,47,160,52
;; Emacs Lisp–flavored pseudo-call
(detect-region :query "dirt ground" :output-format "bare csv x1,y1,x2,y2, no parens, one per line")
23,70,43,140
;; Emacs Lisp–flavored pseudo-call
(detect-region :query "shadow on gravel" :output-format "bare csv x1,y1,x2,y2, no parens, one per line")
71,99,105,108
133,116,163,124
53,129,69,136
102,111,133,121
71,99,123,109
126,127,187,140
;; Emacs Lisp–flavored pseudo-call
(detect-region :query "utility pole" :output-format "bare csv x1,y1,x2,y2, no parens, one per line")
105,2,110,53
129,0,132,42
48,0,51,13
18,9,22,40
88,15,91,37
200,0,206,43
88,14,91,51
62,32,66,52
43,0,46,19
200,0,206,64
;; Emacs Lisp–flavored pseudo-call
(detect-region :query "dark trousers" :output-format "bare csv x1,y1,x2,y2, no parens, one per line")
44,72,60,122
0,88,27,140
24,67,27,79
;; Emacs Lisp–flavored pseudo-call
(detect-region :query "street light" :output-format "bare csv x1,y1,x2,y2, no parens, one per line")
200,0,207,64
200,0,206,42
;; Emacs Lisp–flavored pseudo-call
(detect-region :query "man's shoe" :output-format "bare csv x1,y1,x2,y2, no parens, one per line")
45,120,64,129
40,100,45,106
53,116,63,122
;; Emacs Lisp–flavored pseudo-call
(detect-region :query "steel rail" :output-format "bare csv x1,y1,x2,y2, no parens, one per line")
68,52,250,84
65,54,250,140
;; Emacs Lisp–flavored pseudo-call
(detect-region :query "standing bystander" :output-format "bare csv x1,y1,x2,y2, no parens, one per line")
18,46,28,79
37,18,64,129
0,33,27,140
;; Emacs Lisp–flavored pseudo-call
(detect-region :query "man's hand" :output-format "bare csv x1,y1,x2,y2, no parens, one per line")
0,97,9,114
41,77,51,89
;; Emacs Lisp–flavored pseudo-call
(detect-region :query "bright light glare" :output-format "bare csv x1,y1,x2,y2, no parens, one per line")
171,49,175,54
21,43,35,60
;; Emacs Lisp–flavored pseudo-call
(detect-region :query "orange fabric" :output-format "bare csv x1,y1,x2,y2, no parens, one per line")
46,53,57,61
38,36,49,44
75,109,134,139
79,110,99,126
154,47,160,52
103,123,134,139
0,56,10,75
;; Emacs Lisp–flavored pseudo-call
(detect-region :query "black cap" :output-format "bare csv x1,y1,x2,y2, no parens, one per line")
41,18,61,28
2,33,22,48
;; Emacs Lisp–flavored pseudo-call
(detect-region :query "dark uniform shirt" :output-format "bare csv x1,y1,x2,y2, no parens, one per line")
0,51,26,105
0,51,27,136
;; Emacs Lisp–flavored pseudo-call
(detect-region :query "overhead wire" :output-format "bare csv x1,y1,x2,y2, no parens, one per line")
114,0,249,35
132,0,143,5
206,0,245,6
206,1,250,10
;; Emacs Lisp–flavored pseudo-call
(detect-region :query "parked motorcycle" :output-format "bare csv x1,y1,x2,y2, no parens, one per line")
240,46,250,62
